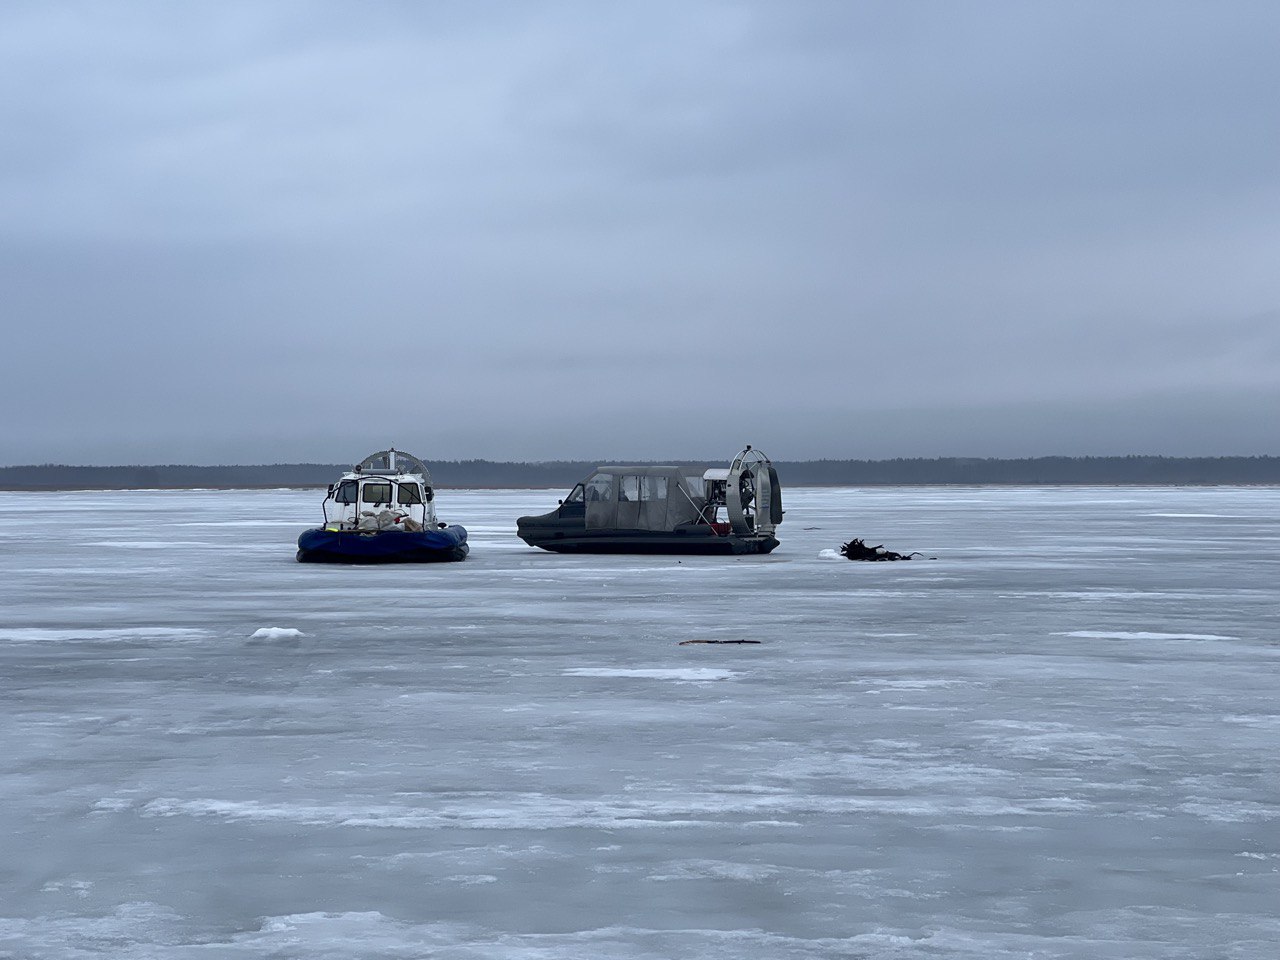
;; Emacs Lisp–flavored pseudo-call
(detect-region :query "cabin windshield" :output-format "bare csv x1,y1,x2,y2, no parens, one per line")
334,480,358,504
564,483,585,504
361,481,393,506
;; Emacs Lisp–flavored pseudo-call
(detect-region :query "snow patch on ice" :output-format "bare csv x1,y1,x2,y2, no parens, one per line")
2,902,1271,960
564,667,736,682
92,797,136,812
84,540,210,548
39,879,93,897
440,873,497,885
0,626,209,644
173,519,312,527
817,548,843,560
846,678,975,691
1146,513,1247,518
1178,799,1280,823
973,721,1131,763
248,626,305,640
137,786,1071,830
1058,630,1239,641
1221,714,1280,727
646,859,782,882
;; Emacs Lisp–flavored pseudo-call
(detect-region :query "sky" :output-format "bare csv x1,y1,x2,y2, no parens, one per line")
2,1,1278,465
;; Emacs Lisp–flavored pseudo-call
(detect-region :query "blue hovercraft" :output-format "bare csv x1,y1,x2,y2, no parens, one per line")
296,449,469,563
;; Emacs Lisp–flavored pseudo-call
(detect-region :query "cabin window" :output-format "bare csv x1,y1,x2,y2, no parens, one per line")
641,476,668,502
563,483,585,504
361,481,392,505
619,475,641,502
397,482,422,504
585,474,614,502
333,480,358,504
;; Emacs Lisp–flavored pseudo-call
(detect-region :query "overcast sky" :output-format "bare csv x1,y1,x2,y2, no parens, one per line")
2,1,1277,465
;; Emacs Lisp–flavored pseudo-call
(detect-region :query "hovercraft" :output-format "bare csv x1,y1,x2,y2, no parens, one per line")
517,445,782,555
296,449,468,563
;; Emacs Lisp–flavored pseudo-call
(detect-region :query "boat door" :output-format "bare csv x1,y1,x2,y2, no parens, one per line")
558,483,586,519
394,479,434,526
584,472,617,529
325,478,360,526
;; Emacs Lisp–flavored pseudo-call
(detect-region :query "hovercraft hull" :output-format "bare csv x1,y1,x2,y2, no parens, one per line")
296,525,469,564
517,520,777,556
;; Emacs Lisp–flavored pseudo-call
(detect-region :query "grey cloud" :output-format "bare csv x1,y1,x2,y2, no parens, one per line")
1,1,1277,464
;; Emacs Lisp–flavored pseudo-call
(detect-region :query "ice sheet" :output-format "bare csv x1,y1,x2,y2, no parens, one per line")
1,484,1278,958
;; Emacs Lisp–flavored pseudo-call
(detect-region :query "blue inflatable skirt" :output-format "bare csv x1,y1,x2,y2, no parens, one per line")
296,524,469,563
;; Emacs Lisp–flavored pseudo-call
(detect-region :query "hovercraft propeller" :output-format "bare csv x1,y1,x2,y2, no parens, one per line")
725,445,783,537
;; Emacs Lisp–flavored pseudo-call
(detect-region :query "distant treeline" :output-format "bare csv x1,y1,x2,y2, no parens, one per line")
2,456,1279,490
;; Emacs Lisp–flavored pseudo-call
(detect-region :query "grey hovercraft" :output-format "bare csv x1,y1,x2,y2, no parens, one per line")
517,446,782,555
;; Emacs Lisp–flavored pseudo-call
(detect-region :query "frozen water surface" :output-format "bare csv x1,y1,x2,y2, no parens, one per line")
1,485,1278,959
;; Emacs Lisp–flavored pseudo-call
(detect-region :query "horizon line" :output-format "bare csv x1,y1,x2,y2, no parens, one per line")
4,453,1280,470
